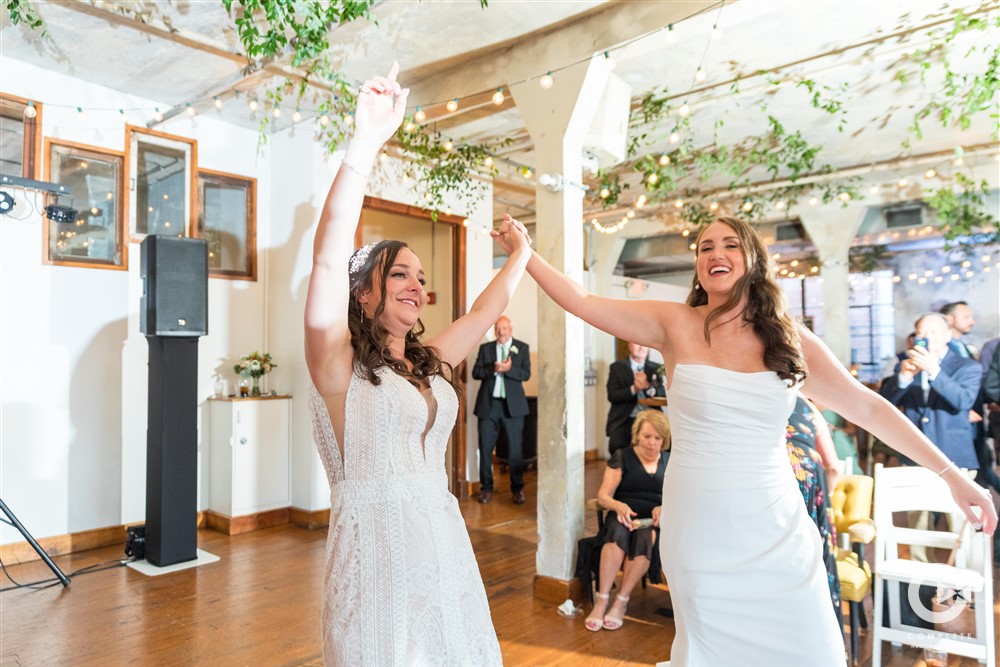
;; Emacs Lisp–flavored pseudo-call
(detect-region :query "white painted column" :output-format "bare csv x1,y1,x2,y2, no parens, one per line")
798,205,866,364
511,56,613,586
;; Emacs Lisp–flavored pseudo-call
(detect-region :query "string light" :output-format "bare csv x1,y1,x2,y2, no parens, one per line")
446,98,459,113
647,173,659,185
711,24,723,41
343,113,353,125
23,101,37,119
681,228,690,237
292,108,302,122
186,103,196,117
483,156,494,167
599,187,610,199
708,200,719,212
869,185,879,194
838,192,850,201
741,200,754,212
808,196,818,206
154,107,164,122
492,88,505,105
540,72,554,89
775,200,787,210
248,99,258,111
272,107,282,118
897,178,908,187
659,154,670,166
414,107,426,123
674,197,684,208
924,168,936,178
636,194,647,208
214,96,223,110
669,130,680,144
404,120,415,132
694,67,707,83
678,103,690,117
76,107,85,120
319,114,329,126
443,139,454,151
665,23,677,45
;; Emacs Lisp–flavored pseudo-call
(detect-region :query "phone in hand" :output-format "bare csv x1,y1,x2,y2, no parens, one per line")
914,336,929,350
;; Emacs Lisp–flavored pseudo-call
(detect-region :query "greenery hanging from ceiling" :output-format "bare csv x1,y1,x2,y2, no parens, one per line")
5,0,45,33
221,0,499,218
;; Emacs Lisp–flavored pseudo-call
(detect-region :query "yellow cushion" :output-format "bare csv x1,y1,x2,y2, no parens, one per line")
836,550,872,602
831,475,874,535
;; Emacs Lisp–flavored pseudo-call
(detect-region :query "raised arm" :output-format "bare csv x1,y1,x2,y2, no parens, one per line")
499,216,674,351
798,326,997,534
304,64,409,392
425,221,530,368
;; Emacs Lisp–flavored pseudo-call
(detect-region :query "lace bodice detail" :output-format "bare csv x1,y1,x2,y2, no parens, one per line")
310,368,458,485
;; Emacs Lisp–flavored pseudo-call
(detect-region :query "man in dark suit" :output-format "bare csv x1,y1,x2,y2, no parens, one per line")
472,316,531,505
606,342,666,456
880,311,982,561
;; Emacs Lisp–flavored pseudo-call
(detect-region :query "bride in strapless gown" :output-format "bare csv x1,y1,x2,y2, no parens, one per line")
661,364,843,664
493,213,995,666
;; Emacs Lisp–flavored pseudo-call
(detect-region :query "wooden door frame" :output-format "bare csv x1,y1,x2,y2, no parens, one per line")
359,196,468,496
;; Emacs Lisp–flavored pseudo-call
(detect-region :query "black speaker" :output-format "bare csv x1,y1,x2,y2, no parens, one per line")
140,235,208,337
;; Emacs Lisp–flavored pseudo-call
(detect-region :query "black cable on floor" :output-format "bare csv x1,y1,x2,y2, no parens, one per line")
0,554,135,592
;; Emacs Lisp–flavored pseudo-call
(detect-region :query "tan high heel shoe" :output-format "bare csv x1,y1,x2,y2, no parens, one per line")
585,592,609,632
602,594,629,630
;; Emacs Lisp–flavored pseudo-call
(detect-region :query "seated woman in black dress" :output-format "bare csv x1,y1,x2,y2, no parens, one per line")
586,409,670,632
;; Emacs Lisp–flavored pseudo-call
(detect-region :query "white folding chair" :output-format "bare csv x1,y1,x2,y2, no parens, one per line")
871,464,994,667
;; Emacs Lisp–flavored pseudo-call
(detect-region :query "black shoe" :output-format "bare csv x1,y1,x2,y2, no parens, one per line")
478,489,493,504
512,489,526,505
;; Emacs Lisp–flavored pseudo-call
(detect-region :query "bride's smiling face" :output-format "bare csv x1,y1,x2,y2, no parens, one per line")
695,221,746,295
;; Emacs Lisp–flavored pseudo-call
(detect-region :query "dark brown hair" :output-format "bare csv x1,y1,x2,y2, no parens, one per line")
686,216,806,385
348,240,457,392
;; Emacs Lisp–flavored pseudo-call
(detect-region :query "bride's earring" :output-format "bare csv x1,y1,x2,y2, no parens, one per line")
695,282,701,290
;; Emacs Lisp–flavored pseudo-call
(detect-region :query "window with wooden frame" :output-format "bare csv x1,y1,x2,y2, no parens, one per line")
124,125,197,241
197,169,257,280
44,139,125,269
0,92,43,179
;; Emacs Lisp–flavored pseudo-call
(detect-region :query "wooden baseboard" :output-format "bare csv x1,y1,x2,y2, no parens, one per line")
459,480,481,498
288,506,330,530
533,574,587,605
584,449,599,461
204,508,290,536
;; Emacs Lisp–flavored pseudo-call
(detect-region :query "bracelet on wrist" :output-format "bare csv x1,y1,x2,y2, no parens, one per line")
340,159,371,180
936,461,958,477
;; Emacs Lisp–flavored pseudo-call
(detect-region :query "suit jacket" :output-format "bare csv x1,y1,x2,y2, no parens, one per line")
880,348,982,468
472,338,531,418
606,359,666,436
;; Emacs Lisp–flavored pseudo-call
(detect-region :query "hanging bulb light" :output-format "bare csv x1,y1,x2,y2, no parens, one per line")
808,196,818,205
669,130,680,144
443,139,454,151
153,107,164,123
414,107,426,123
446,98,459,113
681,228,690,237
665,23,677,44
636,194,647,208
869,184,879,194
708,200,719,212
483,156,494,167
695,67,707,83
599,187,611,199
214,96,223,110
319,114,330,127
186,103,196,117
658,154,670,166
678,103,690,117
647,172,659,185
343,113,353,125
540,71,554,89
292,108,302,122
775,200,787,210
404,120,415,132
379,151,388,162
711,24,723,41
897,178,908,188
838,192,851,201
23,101,37,119
272,107,282,118
741,200,754,212
924,168,936,179
249,99,258,111
674,197,684,208
76,107,86,121
492,88,505,105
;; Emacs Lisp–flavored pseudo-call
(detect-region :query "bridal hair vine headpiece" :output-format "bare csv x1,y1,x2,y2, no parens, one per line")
349,242,379,275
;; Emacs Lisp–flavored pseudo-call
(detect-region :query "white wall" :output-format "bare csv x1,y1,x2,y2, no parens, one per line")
1,59,268,541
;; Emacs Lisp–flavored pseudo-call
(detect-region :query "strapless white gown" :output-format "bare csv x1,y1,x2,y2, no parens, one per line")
660,364,845,665
310,369,502,666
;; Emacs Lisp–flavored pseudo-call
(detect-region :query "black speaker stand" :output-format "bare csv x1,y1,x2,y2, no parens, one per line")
0,498,70,586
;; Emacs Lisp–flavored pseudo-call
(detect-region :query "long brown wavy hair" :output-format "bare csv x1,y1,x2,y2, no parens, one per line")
348,240,458,392
686,216,807,385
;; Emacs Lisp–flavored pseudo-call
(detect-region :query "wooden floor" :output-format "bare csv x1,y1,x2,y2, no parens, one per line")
2,461,998,666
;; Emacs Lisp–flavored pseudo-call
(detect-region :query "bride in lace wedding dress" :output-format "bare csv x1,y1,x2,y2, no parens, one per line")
304,63,530,666
493,214,995,665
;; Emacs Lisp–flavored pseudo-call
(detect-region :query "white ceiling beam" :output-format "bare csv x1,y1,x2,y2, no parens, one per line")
401,1,718,110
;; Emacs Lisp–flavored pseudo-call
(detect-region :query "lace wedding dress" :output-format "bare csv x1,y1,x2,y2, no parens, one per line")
660,364,845,665
310,368,502,666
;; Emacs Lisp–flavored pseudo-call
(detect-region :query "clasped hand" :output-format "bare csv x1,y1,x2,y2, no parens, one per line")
490,214,531,253
494,358,512,373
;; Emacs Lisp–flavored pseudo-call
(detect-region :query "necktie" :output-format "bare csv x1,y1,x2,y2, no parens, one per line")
498,346,507,399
